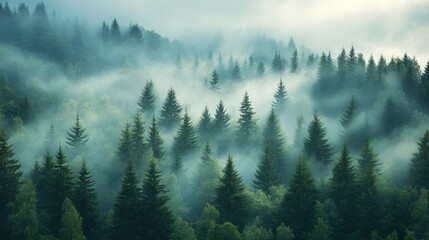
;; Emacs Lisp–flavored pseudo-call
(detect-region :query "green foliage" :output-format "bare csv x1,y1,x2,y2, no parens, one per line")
272,51,285,73
307,218,331,240
215,156,247,228
8,180,39,240
166,173,189,216
208,222,242,240
358,138,382,176
280,157,317,240
235,92,257,146
159,88,183,130
276,223,295,240
420,62,429,112
138,80,156,115
197,106,213,143
213,100,231,135
111,161,141,240
116,123,134,163
171,217,197,240
340,95,358,130
253,146,280,194
131,111,148,169
147,115,164,160
210,70,220,90
195,204,220,240
290,50,298,73
410,130,429,188
257,62,265,76
272,79,288,111
59,198,86,240
0,129,22,239
172,112,198,157
242,223,274,240
140,160,174,240
65,114,88,149
110,18,121,41
410,189,429,238
304,112,334,166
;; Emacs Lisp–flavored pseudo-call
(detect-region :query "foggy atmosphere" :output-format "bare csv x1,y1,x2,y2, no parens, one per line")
0,0,429,239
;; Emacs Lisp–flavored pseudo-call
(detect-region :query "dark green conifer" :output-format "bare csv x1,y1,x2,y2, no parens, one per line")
290,49,298,73
340,96,358,130
172,112,198,157
253,146,280,194
131,111,147,168
159,88,183,130
210,70,220,90
110,18,121,41
147,115,164,160
304,112,334,166
215,156,247,228
410,130,429,189
419,62,429,112
272,78,288,110
212,100,230,135
66,114,89,149
140,160,174,240
138,80,156,115
197,106,213,143
116,123,134,163
358,139,382,177
0,130,22,239
230,61,242,80
272,51,285,73
235,92,257,146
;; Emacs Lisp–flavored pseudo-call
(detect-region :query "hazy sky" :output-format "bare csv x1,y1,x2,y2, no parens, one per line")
16,0,429,64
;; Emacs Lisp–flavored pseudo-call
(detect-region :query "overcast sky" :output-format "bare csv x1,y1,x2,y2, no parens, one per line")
14,0,429,65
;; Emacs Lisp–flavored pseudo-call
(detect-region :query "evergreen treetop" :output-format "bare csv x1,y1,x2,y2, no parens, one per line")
340,95,358,130
272,78,288,110
59,198,87,240
172,112,198,157
148,115,164,160
304,112,334,166
235,91,258,145
290,49,298,73
358,138,382,177
159,88,183,130
213,100,231,135
410,130,429,189
253,146,280,194
197,106,213,142
66,114,89,149
210,70,220,91
138,80,156,114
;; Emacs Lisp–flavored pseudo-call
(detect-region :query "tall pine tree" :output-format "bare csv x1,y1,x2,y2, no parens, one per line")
197,106,213,143
212,100,230,136
140,160,174,240
235,92,257,146
210,70,220,90
66,114,89,150
131,111,147,169
358,138,382,177
215,155,247,228
138,80,156,116
272,78,288,111
116,123,134,164
172,112,198,157
290,49,298,73
279,157,317,240
59,198,86,240
147,115,164,160
410,130,429,189
159,88,183,130
304,112,334,166
419,62,429,112
0,130,22,239
253,146,280,194
340,95,358,130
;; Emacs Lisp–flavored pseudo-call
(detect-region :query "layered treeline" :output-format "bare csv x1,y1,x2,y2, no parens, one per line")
1,2,429,240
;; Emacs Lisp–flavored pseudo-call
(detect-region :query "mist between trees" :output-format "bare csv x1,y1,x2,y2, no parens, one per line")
1,2,429,240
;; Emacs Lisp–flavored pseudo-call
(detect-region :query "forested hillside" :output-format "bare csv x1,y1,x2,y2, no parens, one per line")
1,2,429,240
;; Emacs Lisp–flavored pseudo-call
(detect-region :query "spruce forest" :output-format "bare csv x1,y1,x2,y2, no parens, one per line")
1,2,429,240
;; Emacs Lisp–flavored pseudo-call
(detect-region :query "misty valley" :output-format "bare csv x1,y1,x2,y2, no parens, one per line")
1,2,429,240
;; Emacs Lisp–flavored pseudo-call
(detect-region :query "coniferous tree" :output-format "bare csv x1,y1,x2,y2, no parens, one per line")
172,112,198,157
419,62,429,112
0,130,22,239
110,18,121,42
280,157,317,240
340,95,358,130
8,180,39,240
171,217,197,240
377,55,387,78
336,49,348,88
140,160,174,240
347,47,358,85
59,198,86,240
314,52,335,95
193,143,222,216
52,145,74,235
304,112,334,166
197,106,213,143
272,51,285,73
230,61,242,80
66,114,89,150
210,70,220,90
253,146,280,194
367,55,379,86
410,130,429,189
128,24,142,42
72,161,101,240
172,153,183,174
358,138,382,177
263,109,287,181
215,156,247,228
290,49,298,73
235,92,257,146
100,21,109,42
159,88,183,130
213,100,231,136
307,218,331,240
330,144,358,236
276,223,295,240
116,123,134,163
272,78,288,110
138,80,156,116
111,161,141,240
148,115,164,160
131,111,147,168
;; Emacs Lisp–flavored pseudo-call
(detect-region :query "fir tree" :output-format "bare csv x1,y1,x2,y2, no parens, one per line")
72,161,101,240
358,138,382,177
59,198,86,240
171,217,197,240
193,142,222,217
140,160,174,240
280,157,317,240
235,92,257,146
52,145,74,235
419,62,429,112
138,80,156,115
340,95,358,130
212,100,231,135
172,112,198,157
347,47,358,85
111,161,141,240
263,109,287,181
230,61,242,80
410,130,429,189
304,112,334,166
314,52,335,95
159,88,183,130
367,55,379,85
147,115,165,160
197,106,213,143
307,218,331,240
330,144,358,236
336,49,348,88
290,49,298,73
253,146,280,194
377,55,387,77
100,21,109,42
0,130,22,239
7,180,39,240
128,23,142,42
215,156,247,228
131,111,147,168
110,18,121,42
66,114,89,149
272,78,288,110
116,123,134,163
210,70,220,90
272,51,285,73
